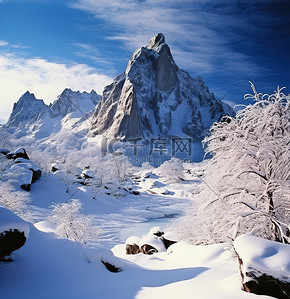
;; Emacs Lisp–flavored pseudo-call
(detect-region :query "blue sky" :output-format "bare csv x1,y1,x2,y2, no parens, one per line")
0,0,289,123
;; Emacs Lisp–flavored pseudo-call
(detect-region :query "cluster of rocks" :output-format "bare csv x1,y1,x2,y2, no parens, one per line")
0,206,29,261
126,227,176,255
0,147,41,191
51,163,141,197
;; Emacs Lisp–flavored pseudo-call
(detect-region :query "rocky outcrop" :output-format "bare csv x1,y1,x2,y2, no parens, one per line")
0,206,30,260
3,148,41,191
0,229,27,260
126,227,177,255
234,235,290,299
126,243,141,255
7,148,30,160
89,33,234,141
140,244,158,255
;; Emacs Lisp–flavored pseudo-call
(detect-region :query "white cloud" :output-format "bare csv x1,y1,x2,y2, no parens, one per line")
0,40,9,47
0,53,112,123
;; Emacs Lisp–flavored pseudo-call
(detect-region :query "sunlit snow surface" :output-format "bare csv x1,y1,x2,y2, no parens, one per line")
0,162,276,299
234,234,290,283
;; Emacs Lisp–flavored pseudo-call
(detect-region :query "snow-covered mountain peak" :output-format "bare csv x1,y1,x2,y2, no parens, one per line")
89,33,234,141
147,33,166,50
6,91,47,127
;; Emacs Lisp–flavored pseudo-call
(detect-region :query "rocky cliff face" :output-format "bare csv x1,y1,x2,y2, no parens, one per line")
6,91,47,127
89,33,234,141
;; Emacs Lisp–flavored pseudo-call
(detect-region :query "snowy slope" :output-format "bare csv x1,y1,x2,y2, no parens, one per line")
0,163,274,299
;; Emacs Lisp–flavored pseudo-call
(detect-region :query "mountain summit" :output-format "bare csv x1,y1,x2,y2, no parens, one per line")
89,33,234,141
6,91,47,127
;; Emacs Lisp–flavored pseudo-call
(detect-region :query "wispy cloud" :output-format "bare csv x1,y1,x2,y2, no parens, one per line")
73,43,117,76
71,0,264,73
0,52,112,122
0,40,9,47
71,0,280,100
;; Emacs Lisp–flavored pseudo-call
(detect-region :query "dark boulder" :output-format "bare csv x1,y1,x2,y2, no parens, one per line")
7,148,30,160
234,235,290,299
101,260,122,273
31,169,42,182
141,244,158,255
237,255,290,299
0,148,9,155
126,243,141,255
20,183,31,191
153,231,177,249
0,229,27,260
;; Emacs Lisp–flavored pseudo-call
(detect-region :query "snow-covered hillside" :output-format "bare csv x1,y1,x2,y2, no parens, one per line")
1,155,287,299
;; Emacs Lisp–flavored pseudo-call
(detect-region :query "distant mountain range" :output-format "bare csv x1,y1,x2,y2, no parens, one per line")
5,33,234,145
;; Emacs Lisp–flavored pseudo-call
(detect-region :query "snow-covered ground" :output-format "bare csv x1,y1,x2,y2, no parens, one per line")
0,160,281,298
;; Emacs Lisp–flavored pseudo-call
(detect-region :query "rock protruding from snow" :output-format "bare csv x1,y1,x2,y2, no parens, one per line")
3,148,41,191
7,148,30,160
234,234,290,298
6,91,47,127
0,206,29,259
126,227,176,255
126,236,141,255
89,33,234,141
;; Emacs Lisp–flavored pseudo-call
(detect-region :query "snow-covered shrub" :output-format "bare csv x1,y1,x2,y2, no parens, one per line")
178,85,290,244
48,199,100,244
0,182,31,212
0,154,13,180
0,127,12,149
157,158,184,182
27,149,55,175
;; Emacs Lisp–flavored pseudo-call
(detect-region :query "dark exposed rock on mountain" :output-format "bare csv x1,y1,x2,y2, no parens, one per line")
89,33,234,141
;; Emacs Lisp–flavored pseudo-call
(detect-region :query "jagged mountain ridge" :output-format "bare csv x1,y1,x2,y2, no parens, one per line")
89,33,234,141
6,89,101,129
6,91,47,127
48,88,101,119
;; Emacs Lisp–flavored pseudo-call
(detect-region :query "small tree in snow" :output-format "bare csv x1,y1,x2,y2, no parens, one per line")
181,85,290,244
0,127,12,149
157,158,184,182
0,181,31,212
49,199,100,244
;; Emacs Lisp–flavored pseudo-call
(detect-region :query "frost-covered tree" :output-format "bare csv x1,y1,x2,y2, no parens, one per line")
157,158,184,182
179,86,290,244
0,182,31,212
49,199,100,244
0,127,12,149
